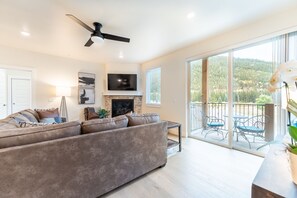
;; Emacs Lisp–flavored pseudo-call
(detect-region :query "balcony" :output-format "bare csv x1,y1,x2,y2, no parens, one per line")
190,102,273,152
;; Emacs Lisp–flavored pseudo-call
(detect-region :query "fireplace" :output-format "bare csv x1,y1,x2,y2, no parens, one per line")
112,99,134,117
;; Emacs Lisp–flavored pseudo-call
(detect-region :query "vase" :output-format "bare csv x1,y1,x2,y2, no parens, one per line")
288,150,297,184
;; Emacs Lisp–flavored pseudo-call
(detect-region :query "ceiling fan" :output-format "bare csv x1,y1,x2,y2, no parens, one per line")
66,14,130,47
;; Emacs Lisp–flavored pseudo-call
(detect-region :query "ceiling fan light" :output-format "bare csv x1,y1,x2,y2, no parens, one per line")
91,35,104,44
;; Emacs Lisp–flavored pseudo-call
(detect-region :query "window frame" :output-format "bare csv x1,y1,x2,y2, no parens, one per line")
146,67,161,106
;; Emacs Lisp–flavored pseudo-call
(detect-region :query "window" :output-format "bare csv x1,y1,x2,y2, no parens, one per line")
146,67,161,105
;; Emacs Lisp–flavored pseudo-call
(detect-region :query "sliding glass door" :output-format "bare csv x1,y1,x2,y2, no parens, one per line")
232,40,280,153
189,53,229,146
188,37,283,155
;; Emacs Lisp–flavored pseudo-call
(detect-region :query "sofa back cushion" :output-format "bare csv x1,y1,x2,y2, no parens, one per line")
81,115,128,134
0,121,81,149
126,113,160,126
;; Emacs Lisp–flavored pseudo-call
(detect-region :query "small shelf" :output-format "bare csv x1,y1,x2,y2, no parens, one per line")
167,139,179,149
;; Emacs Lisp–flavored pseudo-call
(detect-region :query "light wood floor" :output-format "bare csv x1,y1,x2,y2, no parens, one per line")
103,137,263,198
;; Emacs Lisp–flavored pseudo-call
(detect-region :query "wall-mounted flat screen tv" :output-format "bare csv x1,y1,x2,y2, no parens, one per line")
108,74,137,91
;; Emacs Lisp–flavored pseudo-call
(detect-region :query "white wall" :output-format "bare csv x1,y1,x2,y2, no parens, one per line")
104,63,142,97
141,6,297,137
0,45,105,121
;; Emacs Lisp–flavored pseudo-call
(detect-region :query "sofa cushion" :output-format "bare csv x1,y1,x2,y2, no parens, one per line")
0,117,20,130
126,113,160,126
81,115,128,134
35,108,62,123
19,109,39,122
0,121,81,149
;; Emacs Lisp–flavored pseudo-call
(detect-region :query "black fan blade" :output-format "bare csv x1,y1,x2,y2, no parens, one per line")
84,38,94,47
66,14,94,32
102,33,130,43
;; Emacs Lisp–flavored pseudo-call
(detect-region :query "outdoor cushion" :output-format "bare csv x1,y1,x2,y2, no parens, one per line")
81,115,128,134
0,121,81,149
237,125,264,133
207,122,224,127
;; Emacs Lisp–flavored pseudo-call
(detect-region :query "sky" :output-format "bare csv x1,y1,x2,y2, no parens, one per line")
233,42,273,62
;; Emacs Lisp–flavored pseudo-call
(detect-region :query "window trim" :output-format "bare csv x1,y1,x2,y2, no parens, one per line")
146,67,161,106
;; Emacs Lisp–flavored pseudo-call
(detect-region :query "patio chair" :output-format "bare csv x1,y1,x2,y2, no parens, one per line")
201,113,225,140
235,115,267,149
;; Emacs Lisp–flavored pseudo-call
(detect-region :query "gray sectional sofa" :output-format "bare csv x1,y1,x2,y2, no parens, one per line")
0,110,168,198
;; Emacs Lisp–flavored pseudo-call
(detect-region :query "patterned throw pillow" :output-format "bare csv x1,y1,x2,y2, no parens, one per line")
19,121,54,128
19,110,39,123
9,113,31,125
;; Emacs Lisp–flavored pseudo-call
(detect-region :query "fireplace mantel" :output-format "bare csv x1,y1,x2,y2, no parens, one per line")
102,92,143,96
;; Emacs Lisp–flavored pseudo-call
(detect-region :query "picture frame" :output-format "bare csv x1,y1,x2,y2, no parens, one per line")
78,87,95,104
78,72,95,88
78,72,96,104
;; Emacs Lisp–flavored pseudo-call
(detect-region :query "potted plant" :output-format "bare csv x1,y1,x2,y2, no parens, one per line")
98,108,110,118
288,125,297,184
268,60,297,184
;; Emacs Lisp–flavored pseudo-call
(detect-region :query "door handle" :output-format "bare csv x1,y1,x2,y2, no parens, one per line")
12,103,15,105
2,104,5,106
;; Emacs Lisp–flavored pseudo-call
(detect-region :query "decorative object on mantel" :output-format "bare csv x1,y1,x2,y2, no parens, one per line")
56,86,71,121
78,72,95,104
268,60,297,184
98,108,110,118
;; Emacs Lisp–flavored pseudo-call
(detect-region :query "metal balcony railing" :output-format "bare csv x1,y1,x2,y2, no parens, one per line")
190,102,265,131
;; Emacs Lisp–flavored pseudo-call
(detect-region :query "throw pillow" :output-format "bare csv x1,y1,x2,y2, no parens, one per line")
126,113,160,126
35,108,62,123
0,117,20,130
81,115,128,134
9,113,31,124
39,118,56,124
19,121,53,128
19,109,39,123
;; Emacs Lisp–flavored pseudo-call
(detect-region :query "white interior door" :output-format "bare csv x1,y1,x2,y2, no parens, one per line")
0,70,7,118
11,78,31,113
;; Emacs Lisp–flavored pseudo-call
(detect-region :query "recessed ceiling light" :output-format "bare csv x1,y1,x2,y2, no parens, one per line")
119,52,124,59
187,12,195,19
20,31,30,37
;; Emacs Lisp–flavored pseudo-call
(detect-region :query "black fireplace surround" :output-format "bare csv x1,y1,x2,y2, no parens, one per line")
112,99,134,117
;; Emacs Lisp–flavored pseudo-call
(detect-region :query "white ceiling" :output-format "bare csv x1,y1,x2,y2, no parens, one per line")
0,0,297,64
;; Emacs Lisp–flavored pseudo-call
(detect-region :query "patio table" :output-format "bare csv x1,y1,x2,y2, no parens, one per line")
224,115,249,140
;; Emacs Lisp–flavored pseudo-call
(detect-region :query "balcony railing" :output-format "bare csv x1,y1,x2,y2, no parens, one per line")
190,102,265,131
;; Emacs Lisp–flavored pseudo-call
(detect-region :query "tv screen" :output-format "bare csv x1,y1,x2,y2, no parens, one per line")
108,74,137,91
